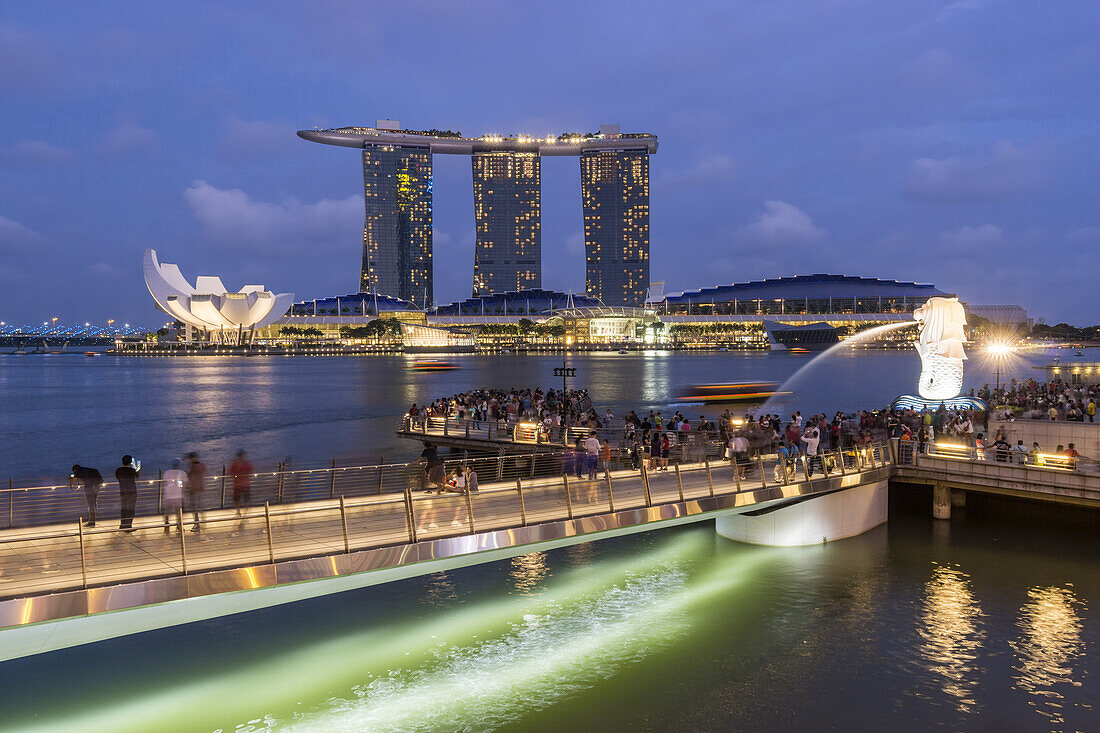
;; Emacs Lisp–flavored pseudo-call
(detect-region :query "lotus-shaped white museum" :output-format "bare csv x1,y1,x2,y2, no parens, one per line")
143,249,293,342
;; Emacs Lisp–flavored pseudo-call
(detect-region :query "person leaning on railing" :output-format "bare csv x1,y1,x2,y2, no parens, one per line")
69,464,103,528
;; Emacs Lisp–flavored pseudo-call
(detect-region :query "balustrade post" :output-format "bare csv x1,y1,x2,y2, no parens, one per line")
674,463,685,502
77,520,88,589
7,481,13,528
703,458,715,497
178,508,188,575
465,422,470,438
463,487,476,534
888,439,897,465
276,462,284,504
756,452,768,489
264,502,274,564
444,419,449,437
605,470,616,512
329,459,337,499
157,469,163,514
869,445,878,469
377,457,386,494
496,448,505,481
516,478,527,525
733,455,742,492
562,475,574,519
838,448,847,475
220,466,227,509
403,486,417,543
802,455,811,482
339,495,350,553
640,465,653,506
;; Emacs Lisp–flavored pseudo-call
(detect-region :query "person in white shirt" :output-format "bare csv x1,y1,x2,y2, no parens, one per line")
584,432,601,479
732,434,750,479
801,428,821,476
162,458,188,534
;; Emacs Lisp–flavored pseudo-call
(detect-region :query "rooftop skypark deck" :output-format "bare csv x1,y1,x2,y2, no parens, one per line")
298,124,659,156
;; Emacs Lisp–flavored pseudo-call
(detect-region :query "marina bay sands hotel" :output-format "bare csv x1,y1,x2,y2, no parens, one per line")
298,122,658,307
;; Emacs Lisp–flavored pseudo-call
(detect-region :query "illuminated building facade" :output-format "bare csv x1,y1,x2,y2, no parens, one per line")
299,122,657,304
472,152,541,296
581,146,651,307
360,143,433,305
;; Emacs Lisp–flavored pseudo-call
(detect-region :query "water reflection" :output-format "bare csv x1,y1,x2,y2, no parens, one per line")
423,571,459,607
918,564,984,712
509,552,549,595
1010,585,1085,725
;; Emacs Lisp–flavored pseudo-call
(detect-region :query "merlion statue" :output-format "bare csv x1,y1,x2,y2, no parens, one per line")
913,297,968,400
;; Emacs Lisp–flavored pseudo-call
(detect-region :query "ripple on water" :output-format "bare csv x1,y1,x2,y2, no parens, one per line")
916,564,985,714
1010,585,1086,726
237,566,690,733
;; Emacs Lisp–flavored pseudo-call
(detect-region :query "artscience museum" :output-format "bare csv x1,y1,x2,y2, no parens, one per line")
143,249,294,344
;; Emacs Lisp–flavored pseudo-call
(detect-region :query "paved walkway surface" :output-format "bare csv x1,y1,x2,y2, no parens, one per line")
0,451,881,601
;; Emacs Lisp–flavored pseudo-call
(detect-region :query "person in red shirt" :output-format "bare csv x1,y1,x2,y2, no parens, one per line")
229,449,253,516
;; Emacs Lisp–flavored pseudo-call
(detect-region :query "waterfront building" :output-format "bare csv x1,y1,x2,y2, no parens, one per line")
298,122,658,303
1042,356,1100,386
964,304,1031,330
472,152,542,296
658,275,950,316
580,132,651,307
431,289,600,318
359,141,434,305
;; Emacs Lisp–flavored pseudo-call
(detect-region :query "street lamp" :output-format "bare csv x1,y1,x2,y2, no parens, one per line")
986,342,1015,390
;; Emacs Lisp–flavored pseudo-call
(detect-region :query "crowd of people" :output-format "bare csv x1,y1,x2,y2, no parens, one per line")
980,378,1097,422
407,387,602,434
68,450,255,534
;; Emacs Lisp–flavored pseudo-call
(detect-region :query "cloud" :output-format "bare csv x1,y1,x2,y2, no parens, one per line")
939,223,1003,248
738,201,823,244
904,141,1042,202
656,154,735,187
0,215,42,251
1063,226,1100,244
183,180,361,254
96,123,159,154
87,262,125,278
3,140,74,163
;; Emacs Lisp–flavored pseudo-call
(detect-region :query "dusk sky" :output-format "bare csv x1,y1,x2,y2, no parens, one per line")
1,1,1096,326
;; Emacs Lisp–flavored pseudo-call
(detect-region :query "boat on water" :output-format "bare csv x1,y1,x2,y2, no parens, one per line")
674,381,788,404
409,360,460,372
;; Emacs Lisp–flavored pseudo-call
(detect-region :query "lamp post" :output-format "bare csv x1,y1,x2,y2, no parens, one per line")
987,342,1014,391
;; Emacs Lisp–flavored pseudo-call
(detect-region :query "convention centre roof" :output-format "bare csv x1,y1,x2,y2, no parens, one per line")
660,275,950,304
433,289,602,316
288,292,420,316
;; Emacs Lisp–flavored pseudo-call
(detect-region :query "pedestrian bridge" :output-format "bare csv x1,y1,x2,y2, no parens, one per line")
0,444,893,662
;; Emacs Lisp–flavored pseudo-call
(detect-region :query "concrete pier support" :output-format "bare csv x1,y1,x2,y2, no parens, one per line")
715,480,888,546
951,489,966,508
933,483,952,520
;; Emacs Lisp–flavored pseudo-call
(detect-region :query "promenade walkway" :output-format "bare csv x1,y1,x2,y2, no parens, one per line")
0,445,891,603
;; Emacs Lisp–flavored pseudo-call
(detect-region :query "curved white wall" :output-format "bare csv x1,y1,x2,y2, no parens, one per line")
715,481,888,546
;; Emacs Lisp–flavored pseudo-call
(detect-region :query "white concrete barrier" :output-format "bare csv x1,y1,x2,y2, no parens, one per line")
715,480,888,546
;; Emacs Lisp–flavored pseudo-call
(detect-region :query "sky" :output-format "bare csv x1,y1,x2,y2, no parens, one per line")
1,0,1096,326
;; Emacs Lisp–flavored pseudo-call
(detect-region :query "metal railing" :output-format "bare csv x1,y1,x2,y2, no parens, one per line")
0,443,892,600
399,414,730,457
892,438,1098,474
0,450,605,531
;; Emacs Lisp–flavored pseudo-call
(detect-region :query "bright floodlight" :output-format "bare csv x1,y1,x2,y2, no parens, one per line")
143,249,293,343
913,296,968,401
987,343,1014,356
